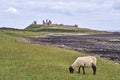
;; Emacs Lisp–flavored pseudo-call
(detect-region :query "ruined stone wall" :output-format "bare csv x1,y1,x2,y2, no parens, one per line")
32,20,78,27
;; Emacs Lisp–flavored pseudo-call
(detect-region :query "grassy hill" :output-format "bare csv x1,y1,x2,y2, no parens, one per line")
0,29,120,80
25,24,107,34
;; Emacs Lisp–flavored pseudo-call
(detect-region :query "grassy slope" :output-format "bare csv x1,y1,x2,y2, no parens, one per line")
0,30,120,80
25,24,107,34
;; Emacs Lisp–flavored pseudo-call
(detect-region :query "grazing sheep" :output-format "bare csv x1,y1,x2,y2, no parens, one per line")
69,56,97,75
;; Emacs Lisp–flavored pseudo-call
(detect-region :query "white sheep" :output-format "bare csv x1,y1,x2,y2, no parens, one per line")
69,56,97,75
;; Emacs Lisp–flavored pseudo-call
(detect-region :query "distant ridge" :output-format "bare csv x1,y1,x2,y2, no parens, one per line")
109,30,120,32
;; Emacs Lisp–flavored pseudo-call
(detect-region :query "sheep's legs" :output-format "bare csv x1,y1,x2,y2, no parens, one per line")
92,63,96,75
82,67,85,74
77,67,80,73
78,67,85,74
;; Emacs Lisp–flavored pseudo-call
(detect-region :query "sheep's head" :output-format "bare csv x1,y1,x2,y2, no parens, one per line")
69,66,74,73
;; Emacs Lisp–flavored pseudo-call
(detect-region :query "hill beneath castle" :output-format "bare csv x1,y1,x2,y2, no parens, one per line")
25,23,107,34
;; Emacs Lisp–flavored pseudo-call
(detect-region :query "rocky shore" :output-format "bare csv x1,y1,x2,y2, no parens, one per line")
26,33,120,63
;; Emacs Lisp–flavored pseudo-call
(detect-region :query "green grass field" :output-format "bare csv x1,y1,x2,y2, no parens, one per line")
0,30,120,80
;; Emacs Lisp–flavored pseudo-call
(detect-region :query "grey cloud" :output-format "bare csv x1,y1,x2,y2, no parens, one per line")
113,0,120,10
1,0,120,31
0,0,109,13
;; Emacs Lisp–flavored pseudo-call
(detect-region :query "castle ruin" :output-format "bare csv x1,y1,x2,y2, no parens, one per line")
32,19,78,27
42,19,52,26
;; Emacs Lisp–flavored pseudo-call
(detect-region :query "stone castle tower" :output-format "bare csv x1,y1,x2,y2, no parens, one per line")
43,19,52,26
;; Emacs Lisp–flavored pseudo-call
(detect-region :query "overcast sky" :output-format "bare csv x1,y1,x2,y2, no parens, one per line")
0,0,120,31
